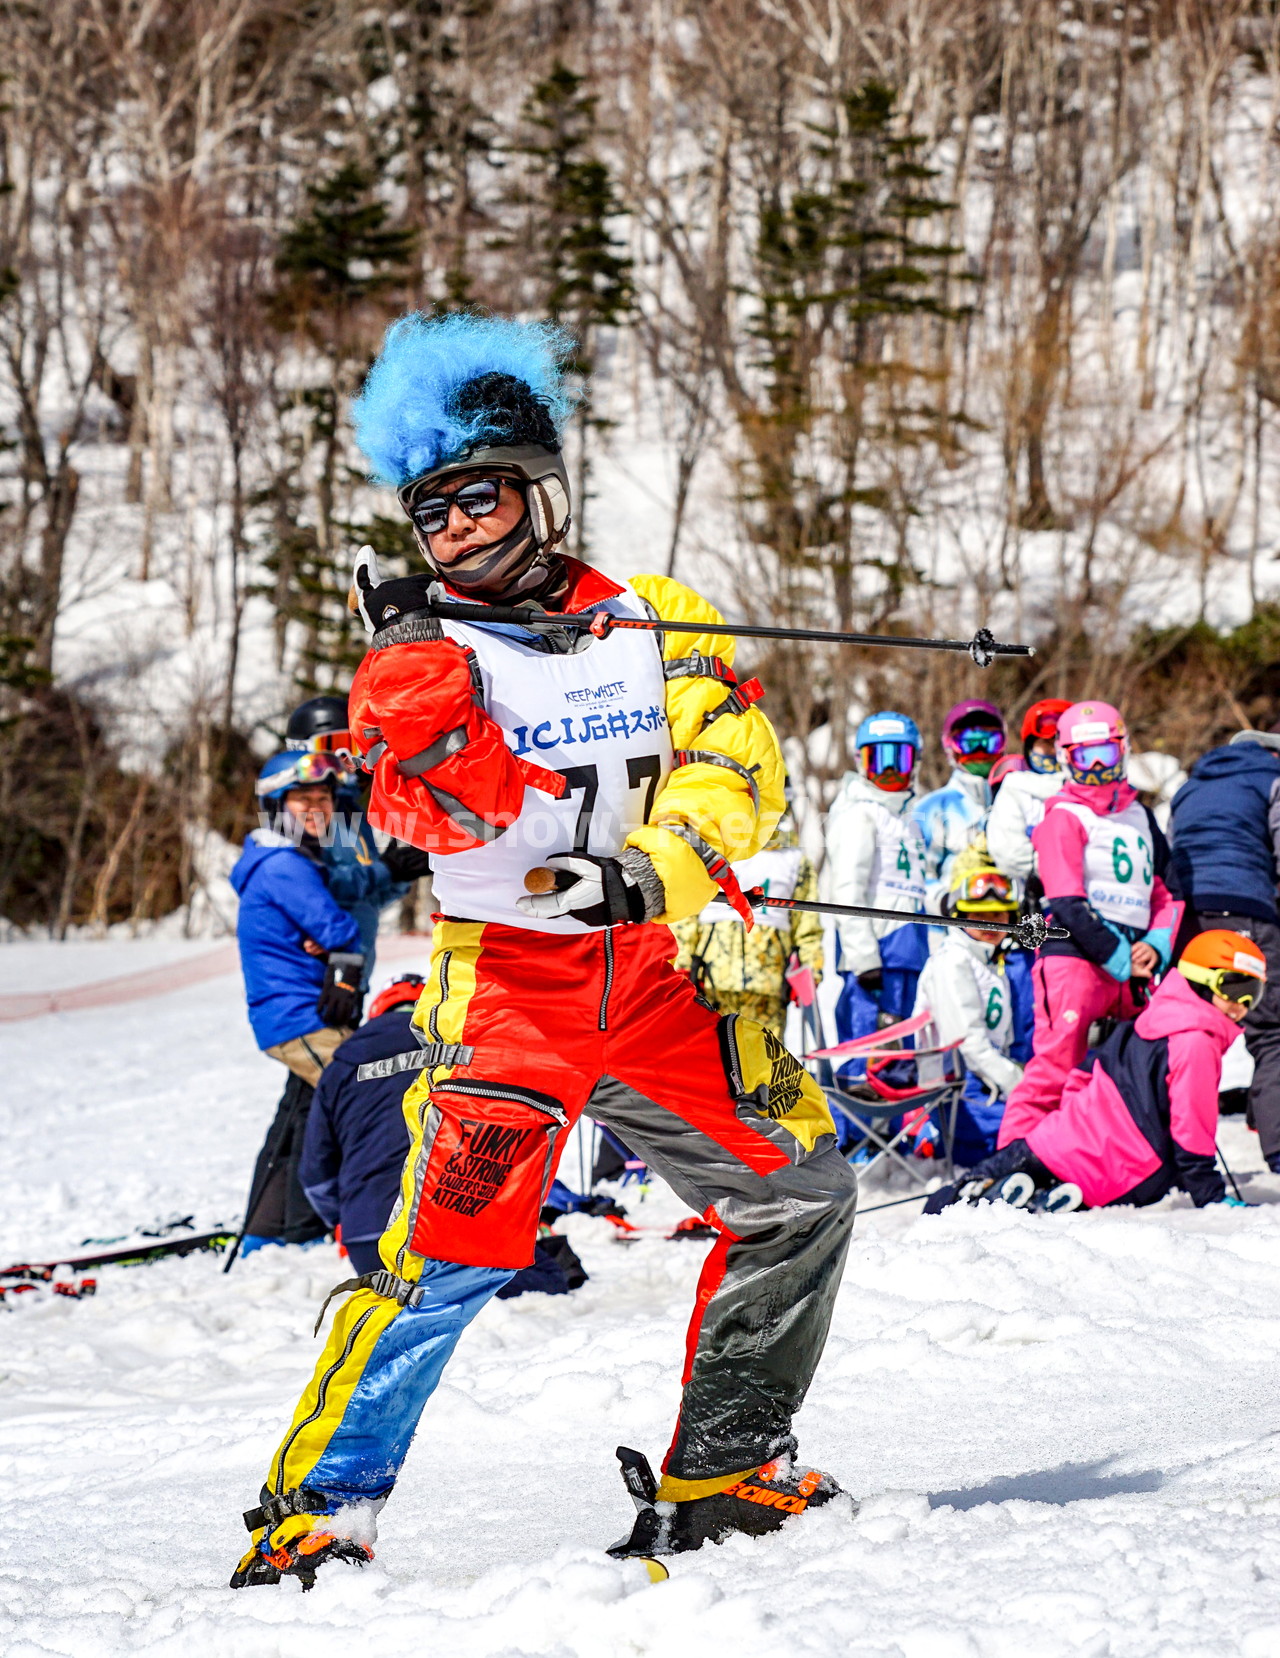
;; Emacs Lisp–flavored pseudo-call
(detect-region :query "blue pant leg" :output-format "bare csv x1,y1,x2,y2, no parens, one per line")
834,971,880,1083
300,1259,512,1506
949,1071,1007,1168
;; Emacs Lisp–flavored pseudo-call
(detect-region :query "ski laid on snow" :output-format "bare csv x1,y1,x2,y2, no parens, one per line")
0,1228,237,1303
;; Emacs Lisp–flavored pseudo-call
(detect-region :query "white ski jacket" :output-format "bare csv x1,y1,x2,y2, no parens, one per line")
914,930,1023,1097
913,766,992,903
986,766,1064,881
821,772,927,976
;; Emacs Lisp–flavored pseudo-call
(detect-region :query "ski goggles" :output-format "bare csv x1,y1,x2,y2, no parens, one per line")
1180,962,1265,1008
407,477,510,538
1065,740,1123,772
255,753,346,796
1026,707,1064,740
953,726,1005,756
952,869,1018,913
291,729,357,761
862,741,915,776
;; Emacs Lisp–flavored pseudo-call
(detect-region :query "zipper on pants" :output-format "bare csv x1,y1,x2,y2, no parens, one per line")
599,928,615,1031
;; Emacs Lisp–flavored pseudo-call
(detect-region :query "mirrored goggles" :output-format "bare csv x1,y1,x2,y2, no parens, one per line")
1066,740,1123,772
256,753,345,796
408,477,506,538
956,870,1016,906
954,725,1005,756
1028,709,1063,740
863,741,915,776
295,729,356,759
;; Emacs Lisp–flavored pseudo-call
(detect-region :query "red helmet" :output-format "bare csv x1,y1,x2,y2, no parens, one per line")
369,974,426,1021
1020,698,1073,744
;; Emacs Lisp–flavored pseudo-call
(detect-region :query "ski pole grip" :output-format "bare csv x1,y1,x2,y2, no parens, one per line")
524,867,559,896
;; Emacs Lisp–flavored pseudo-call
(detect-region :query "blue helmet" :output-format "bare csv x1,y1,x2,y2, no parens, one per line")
255,750,345,803
855,711,920,750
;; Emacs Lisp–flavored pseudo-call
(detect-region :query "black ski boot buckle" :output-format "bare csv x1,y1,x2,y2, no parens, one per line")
606,1447,672,1571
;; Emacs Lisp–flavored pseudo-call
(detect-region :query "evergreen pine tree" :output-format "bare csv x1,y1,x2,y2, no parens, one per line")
507,62,633,552
261,163,417,694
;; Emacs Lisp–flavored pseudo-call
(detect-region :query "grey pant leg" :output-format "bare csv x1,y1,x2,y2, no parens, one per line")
1200,914,1280,1167
588,1073,858,1483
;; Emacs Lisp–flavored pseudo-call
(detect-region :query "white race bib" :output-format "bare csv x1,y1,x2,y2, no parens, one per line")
1057,800,1154,926
429,585,673,931
870,802,927,912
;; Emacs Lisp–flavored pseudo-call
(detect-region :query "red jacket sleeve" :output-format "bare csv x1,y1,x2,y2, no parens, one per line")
350,641,526,854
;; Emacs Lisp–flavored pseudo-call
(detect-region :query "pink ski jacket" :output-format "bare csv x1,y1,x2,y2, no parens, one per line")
1026,969,1238,1208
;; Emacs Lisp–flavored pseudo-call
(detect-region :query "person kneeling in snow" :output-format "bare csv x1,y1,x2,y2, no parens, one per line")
924,930,1264,1214
912,855,1033,1167
300,973,587,1295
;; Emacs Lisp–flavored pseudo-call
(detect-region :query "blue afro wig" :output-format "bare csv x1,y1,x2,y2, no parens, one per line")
351,312,578,488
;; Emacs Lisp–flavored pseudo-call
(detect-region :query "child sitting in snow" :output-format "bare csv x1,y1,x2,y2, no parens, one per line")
912,854,1033,1167
924,929,1264,1213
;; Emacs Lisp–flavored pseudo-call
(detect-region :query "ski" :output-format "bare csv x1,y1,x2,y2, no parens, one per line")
1,1228,237,1286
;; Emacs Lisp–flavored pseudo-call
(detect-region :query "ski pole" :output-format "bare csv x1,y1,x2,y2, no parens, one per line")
743,890,1068,951
522,870,1068,949
1216,1138,1246,1203
223,1082,309,1274
859,1192,931,1215
383,586,1034,667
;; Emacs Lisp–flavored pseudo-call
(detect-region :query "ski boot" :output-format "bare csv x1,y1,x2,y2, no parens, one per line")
1029,1182,1084,1215
229,1488,374,1590
606,1444,846,1564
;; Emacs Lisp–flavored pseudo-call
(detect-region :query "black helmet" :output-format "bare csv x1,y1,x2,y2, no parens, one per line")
287,695,351,752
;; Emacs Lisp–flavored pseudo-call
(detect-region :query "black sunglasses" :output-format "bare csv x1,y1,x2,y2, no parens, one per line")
409,477,513,538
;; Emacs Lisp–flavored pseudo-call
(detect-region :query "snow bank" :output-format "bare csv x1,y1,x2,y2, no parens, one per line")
3,937,1280,1655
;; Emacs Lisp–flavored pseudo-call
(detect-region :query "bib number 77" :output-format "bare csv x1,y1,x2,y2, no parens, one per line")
556,756,664,852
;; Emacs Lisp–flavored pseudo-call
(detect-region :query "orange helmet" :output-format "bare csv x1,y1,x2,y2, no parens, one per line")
1178,931,1267,1008
368,974,426,1021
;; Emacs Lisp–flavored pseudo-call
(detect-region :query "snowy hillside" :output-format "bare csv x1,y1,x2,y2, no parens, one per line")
5,938,1280,1656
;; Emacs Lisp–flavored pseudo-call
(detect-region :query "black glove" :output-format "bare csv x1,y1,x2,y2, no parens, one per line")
316,952,365,1028
380,838,434,883
856,968,884,995
516,853,653,927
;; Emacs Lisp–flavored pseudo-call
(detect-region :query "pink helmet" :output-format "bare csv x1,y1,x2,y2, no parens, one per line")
942,698,1006,773
1055,700,1128,785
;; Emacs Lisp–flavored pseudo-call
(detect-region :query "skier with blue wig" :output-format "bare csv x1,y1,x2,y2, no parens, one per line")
230,313,858,1589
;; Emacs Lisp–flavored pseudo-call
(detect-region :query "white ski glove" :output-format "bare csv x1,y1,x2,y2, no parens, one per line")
516,851,664,927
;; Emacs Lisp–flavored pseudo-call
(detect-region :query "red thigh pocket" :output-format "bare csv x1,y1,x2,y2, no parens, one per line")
409,1080,568,1269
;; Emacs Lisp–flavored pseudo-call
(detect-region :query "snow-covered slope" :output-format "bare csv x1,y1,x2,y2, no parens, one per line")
3,938,1280,1656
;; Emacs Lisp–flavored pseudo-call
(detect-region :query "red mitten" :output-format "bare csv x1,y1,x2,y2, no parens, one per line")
352,642,527,854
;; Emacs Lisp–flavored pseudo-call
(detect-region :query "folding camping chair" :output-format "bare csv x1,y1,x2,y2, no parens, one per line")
805,1009,967,1187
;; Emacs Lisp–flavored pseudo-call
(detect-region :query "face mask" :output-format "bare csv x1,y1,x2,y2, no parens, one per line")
1028,749,1060,775
413,507,562,601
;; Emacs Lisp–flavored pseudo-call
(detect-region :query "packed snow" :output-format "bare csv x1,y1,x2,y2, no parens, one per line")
4,937,1280,1656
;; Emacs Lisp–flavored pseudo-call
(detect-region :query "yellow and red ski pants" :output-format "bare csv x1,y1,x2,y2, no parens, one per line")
261,920,858,1511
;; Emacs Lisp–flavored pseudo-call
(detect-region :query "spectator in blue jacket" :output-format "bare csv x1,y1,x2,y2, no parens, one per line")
286,695,433,985
229,751,365,1249
1170,728,1280,1171
301,974,588,1297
